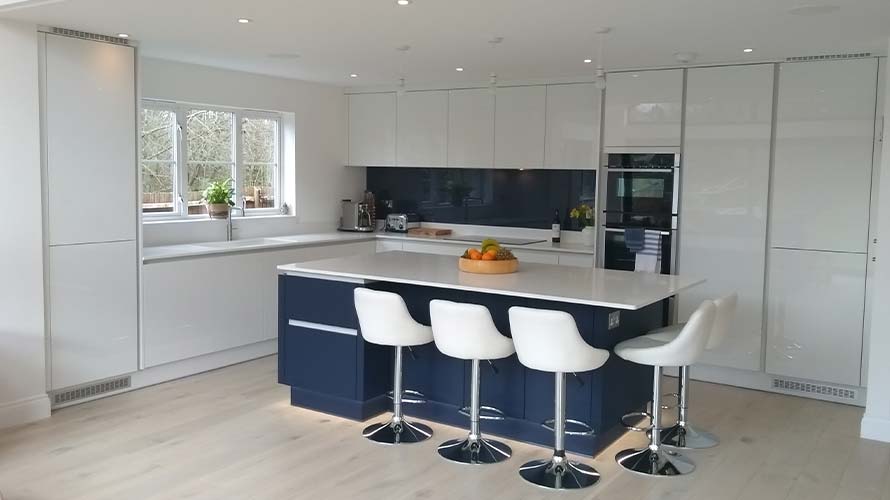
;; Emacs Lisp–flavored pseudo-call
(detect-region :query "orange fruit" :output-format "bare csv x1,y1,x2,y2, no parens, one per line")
468,248,482,259
481,252,496,261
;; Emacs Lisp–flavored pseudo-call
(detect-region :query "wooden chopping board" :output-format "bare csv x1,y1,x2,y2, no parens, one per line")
407,227,453,237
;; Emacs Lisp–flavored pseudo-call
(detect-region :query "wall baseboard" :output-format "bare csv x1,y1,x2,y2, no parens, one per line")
0,393,51,430
861,415,890,443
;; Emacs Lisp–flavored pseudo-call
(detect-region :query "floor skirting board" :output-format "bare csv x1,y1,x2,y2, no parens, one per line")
861,415,890,443
0,393,51,430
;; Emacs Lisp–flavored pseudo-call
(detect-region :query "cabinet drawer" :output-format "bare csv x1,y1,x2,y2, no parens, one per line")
283,276,361,329
282,324,357,399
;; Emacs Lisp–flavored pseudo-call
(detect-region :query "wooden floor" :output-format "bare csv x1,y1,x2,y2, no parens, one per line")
0,356,887,500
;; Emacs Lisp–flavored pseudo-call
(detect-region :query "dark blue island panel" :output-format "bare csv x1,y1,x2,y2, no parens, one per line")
278,274,664,457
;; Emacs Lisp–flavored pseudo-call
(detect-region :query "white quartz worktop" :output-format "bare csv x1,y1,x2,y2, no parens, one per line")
142,231,594,263
278,251,702,310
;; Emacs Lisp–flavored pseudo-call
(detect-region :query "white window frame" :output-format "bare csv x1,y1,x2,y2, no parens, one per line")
141,99,284,219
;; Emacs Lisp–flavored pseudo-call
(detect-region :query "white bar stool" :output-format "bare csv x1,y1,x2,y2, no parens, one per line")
354,288,434,444
613,300,716,477
649,293,737,450
508,306,610,490
429,300,516,465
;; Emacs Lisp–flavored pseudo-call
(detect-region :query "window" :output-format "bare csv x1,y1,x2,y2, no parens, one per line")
140,100,282,217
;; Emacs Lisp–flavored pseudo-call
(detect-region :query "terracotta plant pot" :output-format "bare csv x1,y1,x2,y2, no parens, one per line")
207,203,230,220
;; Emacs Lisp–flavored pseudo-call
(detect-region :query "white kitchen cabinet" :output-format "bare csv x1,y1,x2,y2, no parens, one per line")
348,92,396,166
143,242,374,368
679,64,774,371
770,59,878,253
494,86,546,168
401,240,459,256
376,239,404,252
448,88,494,168
545,83,601,170
557,253,595,267
397,90,448,167
765,248,866,386
44,34,136,245
603,69,684,148
49,241,138,389
508,249,559,265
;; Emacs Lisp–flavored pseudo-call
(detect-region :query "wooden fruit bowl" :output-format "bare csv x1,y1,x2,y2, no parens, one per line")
458,257,519,274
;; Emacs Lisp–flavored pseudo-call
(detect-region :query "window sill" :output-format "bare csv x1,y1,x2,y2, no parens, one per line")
143,213,296,226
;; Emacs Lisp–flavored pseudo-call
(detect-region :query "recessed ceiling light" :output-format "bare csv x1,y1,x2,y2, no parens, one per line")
743,48,754,53
397,0,412,5
350,73,358,78
583,59,592,64
117,33,129,38
632,73,640,78
455,67,464,72
237,18,251,24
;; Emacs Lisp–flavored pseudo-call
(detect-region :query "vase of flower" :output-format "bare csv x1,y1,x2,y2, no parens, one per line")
569,204,596,247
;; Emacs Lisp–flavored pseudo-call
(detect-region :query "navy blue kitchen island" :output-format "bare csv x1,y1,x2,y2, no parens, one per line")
277,251,702,457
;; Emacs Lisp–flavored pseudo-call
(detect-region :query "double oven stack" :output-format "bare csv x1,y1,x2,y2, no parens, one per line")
599,152,680,275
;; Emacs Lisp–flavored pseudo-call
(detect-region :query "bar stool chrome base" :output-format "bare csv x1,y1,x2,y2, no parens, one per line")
519,456,600,490
661,423,719,450
437,436,511,464
615,446,695,477
362,419,433,445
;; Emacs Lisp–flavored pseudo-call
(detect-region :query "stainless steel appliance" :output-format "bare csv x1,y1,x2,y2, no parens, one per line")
385,213,420,233
600,152,680,275
339,200,374,232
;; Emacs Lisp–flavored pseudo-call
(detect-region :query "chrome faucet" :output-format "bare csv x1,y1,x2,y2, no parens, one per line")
227,203,245,241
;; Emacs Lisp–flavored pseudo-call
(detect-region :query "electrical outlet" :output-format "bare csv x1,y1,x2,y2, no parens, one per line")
608,311,620,330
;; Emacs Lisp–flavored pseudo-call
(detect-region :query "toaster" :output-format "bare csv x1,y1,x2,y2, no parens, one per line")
385,213,420,233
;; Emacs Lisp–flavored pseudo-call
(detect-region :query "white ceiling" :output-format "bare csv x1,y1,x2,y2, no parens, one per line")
3,0,889,87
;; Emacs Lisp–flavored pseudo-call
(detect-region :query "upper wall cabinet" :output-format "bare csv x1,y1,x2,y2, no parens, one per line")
545,83,601,170
494,86,546,168
679,64,774,372
397,90,448,167
348,92,396,166
448,88,495,168
770,59,878,253
603,69,684,148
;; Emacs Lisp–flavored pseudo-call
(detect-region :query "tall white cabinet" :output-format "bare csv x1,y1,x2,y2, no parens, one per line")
397,90,448,167
603,69,684,148
42,32,139,390
494,86,546,168
448,88,495,168
545,83,601,170
347,92,397,166
679,64,775,372
765,58,878,387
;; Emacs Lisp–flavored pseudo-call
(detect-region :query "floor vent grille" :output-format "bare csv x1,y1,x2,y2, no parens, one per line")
53,376,131,405
786,52,871,62
50,27,130,45
772,378,856,400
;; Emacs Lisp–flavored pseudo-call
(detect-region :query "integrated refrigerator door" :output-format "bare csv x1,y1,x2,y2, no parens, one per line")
765,248,866,387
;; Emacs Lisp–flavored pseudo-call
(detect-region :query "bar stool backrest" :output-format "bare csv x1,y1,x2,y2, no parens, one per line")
508,306,610,373
429,300,514,361
706,293,738,351
354,288,432,347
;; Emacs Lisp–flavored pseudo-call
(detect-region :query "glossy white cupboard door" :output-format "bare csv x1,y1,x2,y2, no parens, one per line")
448,88,494,168
765,248,866,386
679,64,774,371
545,83,601,170
348,93,396,166
771,59,878,253
603,69,684,148
494,86,546,168
397,90,448,167
49,241,138,389
44,34,136,246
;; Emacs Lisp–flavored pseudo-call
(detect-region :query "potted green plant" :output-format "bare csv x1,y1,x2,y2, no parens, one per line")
569,203,596,246
203,179,235,219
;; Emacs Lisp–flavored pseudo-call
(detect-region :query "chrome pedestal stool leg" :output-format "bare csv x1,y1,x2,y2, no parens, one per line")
519,372,600,490
363,346,433,444
438,360,512,464
662,366,719,450
616,366,695,477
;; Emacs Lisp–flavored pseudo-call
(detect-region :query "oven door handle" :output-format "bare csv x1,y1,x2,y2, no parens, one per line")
605,167,675,173
604,227,671,236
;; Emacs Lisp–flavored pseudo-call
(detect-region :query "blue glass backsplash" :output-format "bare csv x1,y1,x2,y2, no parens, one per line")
366,168,596,230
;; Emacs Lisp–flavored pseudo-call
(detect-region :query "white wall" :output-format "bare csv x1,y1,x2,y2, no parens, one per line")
0,19,50,428
863,45,890,442
140,57,364,246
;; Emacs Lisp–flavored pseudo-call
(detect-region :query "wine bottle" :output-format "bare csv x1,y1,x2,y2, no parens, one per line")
551,209,561,243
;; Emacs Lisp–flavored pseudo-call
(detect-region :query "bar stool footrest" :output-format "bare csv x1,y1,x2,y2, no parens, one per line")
387,389,426,405
458,405,506,421
541,419,596,437
620,411,652,432
659,392,680,410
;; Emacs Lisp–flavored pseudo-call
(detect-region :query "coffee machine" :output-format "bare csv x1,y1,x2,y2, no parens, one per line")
338,200,374,232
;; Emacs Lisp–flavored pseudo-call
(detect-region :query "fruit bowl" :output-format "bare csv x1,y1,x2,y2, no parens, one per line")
458,257,518,274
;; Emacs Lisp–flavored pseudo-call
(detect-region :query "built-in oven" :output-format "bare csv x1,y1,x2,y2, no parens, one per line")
602,227,674,274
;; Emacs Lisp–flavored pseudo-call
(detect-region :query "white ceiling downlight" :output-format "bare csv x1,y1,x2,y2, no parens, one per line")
117,33,129,38
743,48,754,53
455,67,464,71
583,59,592,63
397,0,412,5
350,73,358,78
237,18,251,24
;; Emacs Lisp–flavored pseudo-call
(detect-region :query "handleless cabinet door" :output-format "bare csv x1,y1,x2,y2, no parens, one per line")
771,59,878,253
765,248,866,386
448,88,494,168
494,86,546,168
679,64,774,371
603,69,684,148
545,83,601,170
348,92,396,166
44,34,136,245
397,90,448,167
